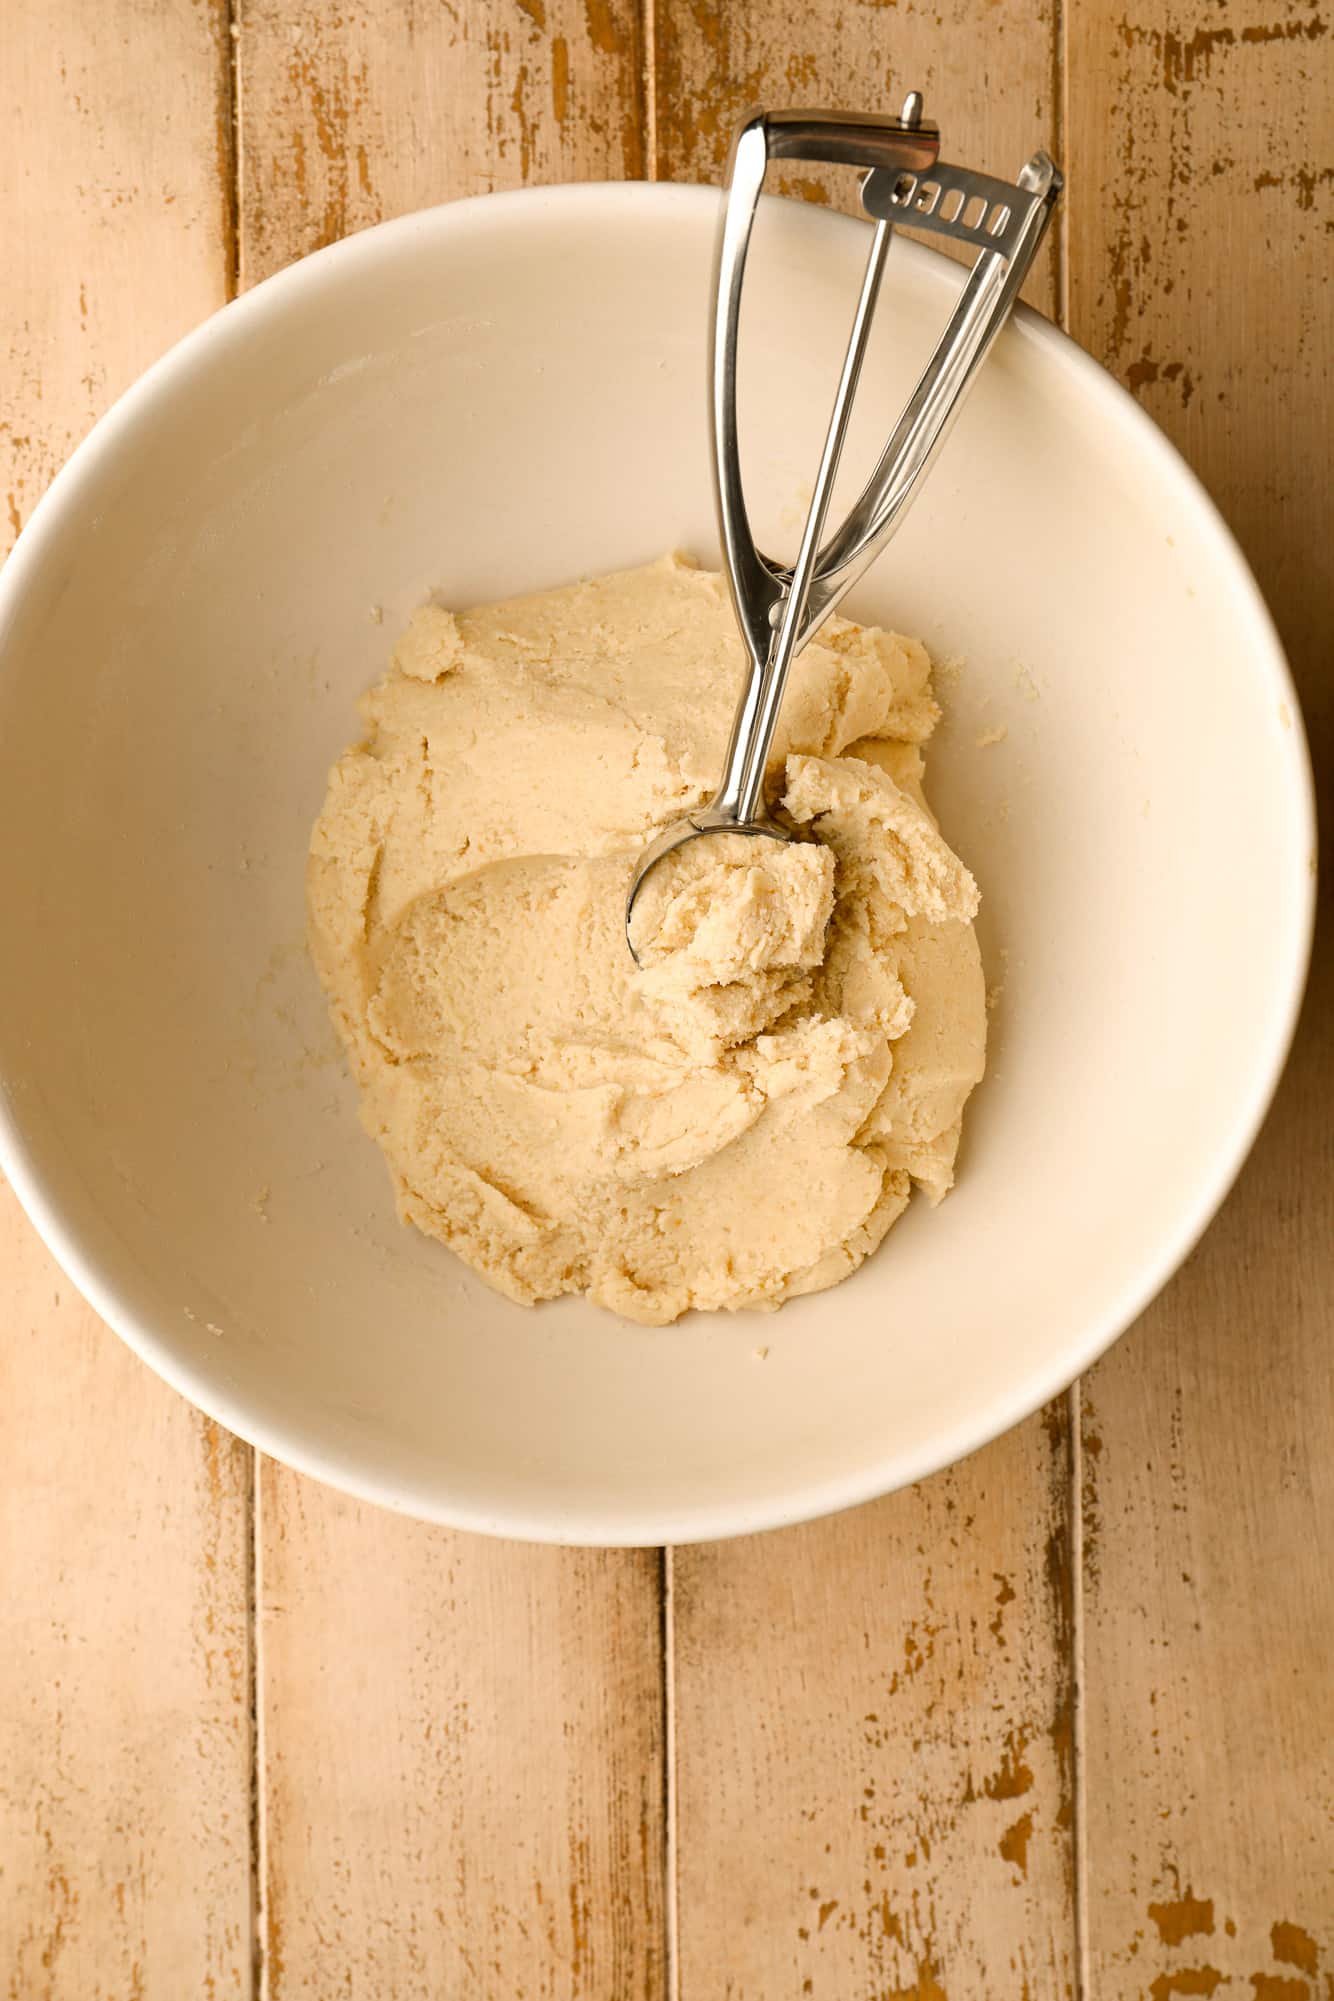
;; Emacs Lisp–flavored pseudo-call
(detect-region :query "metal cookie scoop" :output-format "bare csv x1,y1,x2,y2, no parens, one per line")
625,94,1062,959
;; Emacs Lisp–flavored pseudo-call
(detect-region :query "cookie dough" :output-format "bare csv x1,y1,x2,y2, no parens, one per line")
308,554,985,1324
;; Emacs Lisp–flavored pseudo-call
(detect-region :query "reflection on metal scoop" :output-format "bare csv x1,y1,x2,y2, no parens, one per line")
625,93,1062,960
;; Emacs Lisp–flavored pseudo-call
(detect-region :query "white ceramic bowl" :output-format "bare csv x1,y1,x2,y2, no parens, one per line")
0,186,1314,1544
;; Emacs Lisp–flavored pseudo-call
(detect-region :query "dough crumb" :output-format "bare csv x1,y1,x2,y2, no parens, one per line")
975,724,1008,748
308,556,986,1325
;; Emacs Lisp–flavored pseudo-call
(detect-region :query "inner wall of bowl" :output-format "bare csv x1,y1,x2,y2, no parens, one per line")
0,188,1309,1538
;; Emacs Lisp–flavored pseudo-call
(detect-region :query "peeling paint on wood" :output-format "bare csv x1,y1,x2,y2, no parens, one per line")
672,1417,1077,1997
0,5,252,1994
256,1488,665,1997
238,0,644,285
0,0,233,560
653,0,1062,312
1069,0,1334,1990
0,1181,253,1998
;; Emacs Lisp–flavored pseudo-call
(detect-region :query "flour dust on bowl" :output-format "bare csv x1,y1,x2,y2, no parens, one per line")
0,184,1313,1545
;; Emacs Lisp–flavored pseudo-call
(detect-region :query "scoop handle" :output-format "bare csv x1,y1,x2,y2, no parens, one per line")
709,106,940,827
714,217,893,826
706,106,1063,830
709,108,939,683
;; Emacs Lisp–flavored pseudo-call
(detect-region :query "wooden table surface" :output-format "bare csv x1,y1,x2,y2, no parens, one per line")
3,3,1330,1995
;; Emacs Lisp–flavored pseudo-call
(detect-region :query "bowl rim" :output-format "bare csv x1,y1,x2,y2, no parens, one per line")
0,179,1317,1545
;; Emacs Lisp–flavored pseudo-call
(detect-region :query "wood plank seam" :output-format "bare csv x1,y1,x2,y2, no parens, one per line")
1054,7,1083,1980
219,0,242,306
1050,0,1068,320
1069,1382,1091,2001
643,0,659,180
663,1544,681,2001
248,1452,265,2001
1055,2,1089,1961
1056,0,1072,329
221,5,262,1990
252,1454,271,2001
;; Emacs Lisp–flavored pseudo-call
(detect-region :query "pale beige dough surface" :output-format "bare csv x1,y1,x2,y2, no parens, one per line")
308,555,986,1325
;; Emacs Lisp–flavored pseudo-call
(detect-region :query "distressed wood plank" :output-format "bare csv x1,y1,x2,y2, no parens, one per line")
236,6,666,1995
0,6,253,1996
653,0,1061,310
1067,2,1334,1989
238,0,644,285
672,1423,1076,2000
0,1190,252,1997
2,0,236,544
659,12,1075,1996
259,1492,664,1998
0,1213,253,1997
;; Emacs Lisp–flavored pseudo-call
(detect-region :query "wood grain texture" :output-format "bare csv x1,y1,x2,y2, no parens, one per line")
258,1490,665,1998
1,0,236,545
235,7,666,1994
652,0,1061,310
0,1186,253,2000
1067,0,1334,1990
5,2,1332,1996
237,0,644,285
672,1422,1076,1999
0,7,253,1997
657,11,1076,1995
